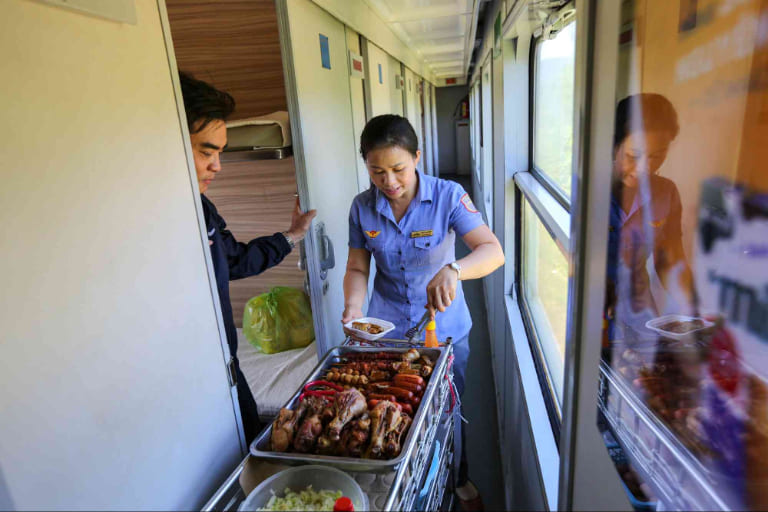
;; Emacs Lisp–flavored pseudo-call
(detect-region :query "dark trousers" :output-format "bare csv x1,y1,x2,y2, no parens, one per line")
236,363,263,444
452,337,470,487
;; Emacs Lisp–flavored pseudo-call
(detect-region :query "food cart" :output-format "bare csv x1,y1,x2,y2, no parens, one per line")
203,337,457,511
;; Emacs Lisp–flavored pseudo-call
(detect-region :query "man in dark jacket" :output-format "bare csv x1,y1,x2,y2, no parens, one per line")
179,72,316,443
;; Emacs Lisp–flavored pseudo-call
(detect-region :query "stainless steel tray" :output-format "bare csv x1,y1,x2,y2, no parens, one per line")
249,345,450,473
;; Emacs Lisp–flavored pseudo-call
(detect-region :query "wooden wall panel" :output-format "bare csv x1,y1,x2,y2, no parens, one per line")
205,157,305,327
166,0,287,118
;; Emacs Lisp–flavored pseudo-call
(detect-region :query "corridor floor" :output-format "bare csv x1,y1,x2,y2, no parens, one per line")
444,173,505,511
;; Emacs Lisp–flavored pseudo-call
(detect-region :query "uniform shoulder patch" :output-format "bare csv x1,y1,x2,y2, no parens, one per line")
460,193,479,213
364,230,381,238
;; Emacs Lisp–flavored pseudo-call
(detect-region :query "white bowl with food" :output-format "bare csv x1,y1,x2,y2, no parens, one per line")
645,314,715,340
239,465,368,511
344,317,395,341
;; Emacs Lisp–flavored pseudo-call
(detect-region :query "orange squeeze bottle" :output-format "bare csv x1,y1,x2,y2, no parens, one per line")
424,320,439,348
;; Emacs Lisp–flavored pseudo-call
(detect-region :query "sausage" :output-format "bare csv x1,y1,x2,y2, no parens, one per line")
390,380,423,394
393,374,425,387
386,387,414,402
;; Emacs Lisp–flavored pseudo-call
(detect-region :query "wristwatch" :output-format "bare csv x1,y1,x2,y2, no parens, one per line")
281,231,296,250
448,261,462,280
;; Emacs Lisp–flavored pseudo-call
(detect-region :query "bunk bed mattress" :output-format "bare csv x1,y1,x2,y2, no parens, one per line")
226,111,291,149
236,329,318,422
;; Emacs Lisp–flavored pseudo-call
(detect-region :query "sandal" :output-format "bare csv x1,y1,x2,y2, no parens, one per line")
456,480,484,511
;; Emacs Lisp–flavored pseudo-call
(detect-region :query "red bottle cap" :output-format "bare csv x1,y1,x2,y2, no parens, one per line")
334,496,354,511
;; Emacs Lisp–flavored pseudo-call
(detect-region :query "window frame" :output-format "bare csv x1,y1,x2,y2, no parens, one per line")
511,13,578,442
480,57,494,229
515,199,563,446
514,172,571,442
529,23,577,211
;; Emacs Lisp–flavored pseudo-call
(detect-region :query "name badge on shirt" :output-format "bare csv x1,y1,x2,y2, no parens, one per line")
410,230,433,238
365,230,382,238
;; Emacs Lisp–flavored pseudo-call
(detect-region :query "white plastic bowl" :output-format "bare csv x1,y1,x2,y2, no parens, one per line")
239,465,368,511
344,317,395,341
645,314,715,340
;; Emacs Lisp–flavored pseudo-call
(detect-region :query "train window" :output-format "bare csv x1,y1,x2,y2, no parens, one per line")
511,15,577,425
521,198,568,405
597,0,768,509
532,21,576,202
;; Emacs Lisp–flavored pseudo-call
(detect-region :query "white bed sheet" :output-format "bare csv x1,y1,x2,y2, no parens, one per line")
236,329,318,422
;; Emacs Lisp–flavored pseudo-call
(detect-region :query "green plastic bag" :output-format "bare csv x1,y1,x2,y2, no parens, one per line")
243,286,315,354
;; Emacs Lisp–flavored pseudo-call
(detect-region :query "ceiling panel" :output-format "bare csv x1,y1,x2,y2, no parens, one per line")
364,0,476,82
420,42,464,56
370,0,473,21
395,14,469,39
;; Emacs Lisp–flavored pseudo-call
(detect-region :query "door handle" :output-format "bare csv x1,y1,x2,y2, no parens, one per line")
316,222,335,280
298,240,307,271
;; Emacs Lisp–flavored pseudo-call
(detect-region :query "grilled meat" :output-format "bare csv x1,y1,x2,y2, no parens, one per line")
340,413,371,457
271,397,310,452
365,401,401,459
351,321,383,334
271,408,295,452
384,413,411,457
293,396,327,453
327,388,367,441
342,351,403,361
315,432,337,455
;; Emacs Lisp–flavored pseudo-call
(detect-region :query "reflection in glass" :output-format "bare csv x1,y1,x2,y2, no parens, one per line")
523,199,568,404
605,93,694,342
533,21,576,199
597,1,768,510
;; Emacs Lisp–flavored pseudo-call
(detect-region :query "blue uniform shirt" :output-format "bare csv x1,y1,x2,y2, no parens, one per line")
605,175,683,340
348,172,485,341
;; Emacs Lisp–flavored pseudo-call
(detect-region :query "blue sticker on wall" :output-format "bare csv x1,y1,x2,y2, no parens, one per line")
378,63,383,84
319,34,331,69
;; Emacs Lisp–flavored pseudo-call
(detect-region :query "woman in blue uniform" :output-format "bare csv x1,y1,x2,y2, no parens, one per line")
180,72,316,443
605,93,694,342
341,115,504,509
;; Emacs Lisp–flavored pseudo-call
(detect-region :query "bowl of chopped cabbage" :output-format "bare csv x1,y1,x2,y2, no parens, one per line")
239,465,368,512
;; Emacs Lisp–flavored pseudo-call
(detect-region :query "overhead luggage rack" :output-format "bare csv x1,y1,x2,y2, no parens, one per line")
220,146,293,162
